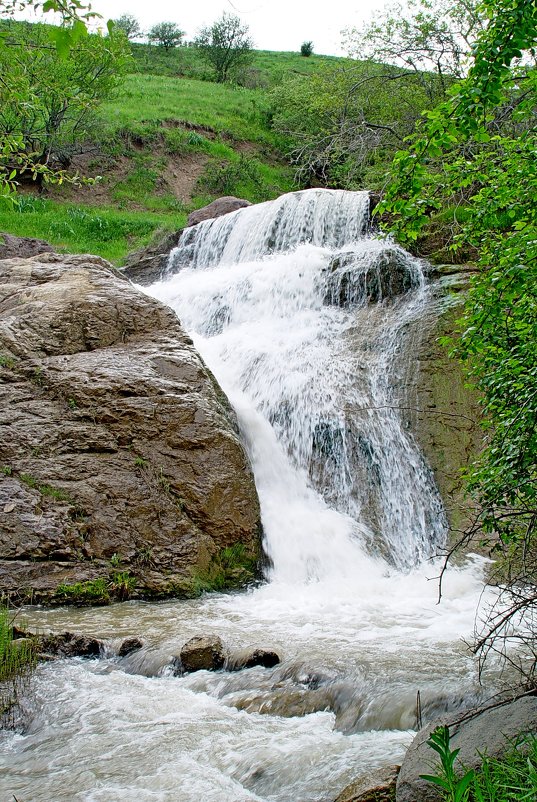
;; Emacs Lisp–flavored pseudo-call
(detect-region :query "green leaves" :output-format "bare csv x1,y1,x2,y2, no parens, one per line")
421,726,475,802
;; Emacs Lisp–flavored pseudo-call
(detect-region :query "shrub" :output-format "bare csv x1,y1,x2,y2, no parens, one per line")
300,41,313,56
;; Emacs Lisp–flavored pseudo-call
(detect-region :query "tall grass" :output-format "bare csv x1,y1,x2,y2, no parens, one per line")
0,606,36,723
0,197,187,262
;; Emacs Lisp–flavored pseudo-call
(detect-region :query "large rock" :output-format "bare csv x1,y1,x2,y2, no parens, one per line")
121,229,182,286
180,635,226,672
187,196,251,227
0,232,55,261
0,253,262,603
407,283,483,541
396,696,537,802
324,247,418,308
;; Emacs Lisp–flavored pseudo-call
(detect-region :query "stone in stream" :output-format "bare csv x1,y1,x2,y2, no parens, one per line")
38,631,103,658
180,635,226,672
227,648,281,671
0,253,262,604
334,765,399,802
323,247,417,308
118,637,144,657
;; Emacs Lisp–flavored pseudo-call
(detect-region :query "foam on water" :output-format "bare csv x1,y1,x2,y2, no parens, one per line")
1,189,496,802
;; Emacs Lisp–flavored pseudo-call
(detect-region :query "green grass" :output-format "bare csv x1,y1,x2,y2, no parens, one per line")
54,579,110,605
0,196,187,262
129,43,349,87
0,606,36,719
422,724,537,802
101,73,279,147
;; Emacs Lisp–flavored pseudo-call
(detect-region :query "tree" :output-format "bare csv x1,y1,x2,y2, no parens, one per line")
194,12,254,84
0,20,130,172
300,40,313,57
378,0,537,685
270,60,434,188
147,21,184,50
113,13,141,41
343,0,484,103
0,0,112,200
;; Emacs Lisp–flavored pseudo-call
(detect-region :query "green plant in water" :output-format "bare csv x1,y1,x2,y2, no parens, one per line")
0,605,36,720
189,543,258,596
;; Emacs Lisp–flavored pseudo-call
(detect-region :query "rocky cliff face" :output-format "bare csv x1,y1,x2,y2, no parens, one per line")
0,253,262,604
407,270,483,542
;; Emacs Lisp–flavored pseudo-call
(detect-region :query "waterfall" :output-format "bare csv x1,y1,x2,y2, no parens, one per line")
151,188,447,575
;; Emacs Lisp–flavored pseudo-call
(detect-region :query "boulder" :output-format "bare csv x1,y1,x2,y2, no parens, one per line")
180,635,226,672
118,637,144,657
396,696,537,802
227,648,281,671
324,247,417,308
0,232,55,261
122,229,182,286
38,631,103,658
0,253,262,603
335,765,399,802
187,196,251,227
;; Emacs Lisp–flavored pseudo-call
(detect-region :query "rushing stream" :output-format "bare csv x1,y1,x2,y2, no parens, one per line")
1,189,495,802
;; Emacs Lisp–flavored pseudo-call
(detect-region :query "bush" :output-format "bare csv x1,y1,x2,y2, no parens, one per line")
300,41,313,56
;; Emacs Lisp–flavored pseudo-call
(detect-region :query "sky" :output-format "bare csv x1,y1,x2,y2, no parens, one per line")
89,0,388,57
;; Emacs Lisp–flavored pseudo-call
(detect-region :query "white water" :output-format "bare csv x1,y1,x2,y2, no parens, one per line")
1,189,496,802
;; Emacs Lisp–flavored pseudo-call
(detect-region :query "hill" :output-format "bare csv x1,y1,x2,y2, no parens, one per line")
1,42,344,262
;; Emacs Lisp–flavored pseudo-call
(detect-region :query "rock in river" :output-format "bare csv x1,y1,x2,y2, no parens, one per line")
0,253,262,603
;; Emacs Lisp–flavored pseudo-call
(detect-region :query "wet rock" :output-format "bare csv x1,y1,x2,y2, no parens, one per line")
122,229,182,286
324,247,417,308
227,648,281,671
180,635,226,672
187,196,251,227
38,631,103,658
335,765,399,802
0,232,55,260
0,253,262,603
396,696,537,802
118,637,144,657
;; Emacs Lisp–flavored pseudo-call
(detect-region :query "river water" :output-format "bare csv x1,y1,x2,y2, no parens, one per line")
1,190,494,802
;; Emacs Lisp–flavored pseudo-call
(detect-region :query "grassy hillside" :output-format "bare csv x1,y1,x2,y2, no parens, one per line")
2,40,329,263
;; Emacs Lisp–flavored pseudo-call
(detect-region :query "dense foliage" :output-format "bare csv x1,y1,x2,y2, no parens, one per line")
378,0,537,682
0,20,130,172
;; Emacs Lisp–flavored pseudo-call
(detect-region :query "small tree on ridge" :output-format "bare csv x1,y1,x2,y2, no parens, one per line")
194,12,254,83
148,22,185,50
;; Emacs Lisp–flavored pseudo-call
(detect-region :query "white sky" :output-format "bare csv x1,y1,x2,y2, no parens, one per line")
90,0,388,57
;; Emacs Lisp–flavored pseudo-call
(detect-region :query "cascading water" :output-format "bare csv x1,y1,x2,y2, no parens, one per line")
162,188,446,571
1,189,495,802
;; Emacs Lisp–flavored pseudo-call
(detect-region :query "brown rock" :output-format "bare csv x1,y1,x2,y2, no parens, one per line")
334,766,399,802
180,635,226,672
122,229,182,286
118,637,144,657
0,253,262,603
187,196,251,227
227,648,281,671
38,631,103,658
0,232,55,261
